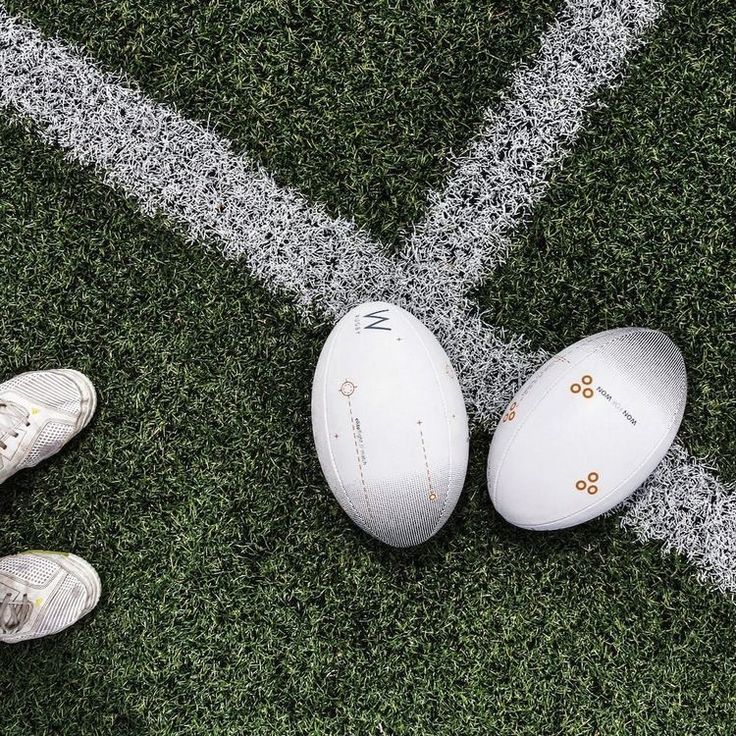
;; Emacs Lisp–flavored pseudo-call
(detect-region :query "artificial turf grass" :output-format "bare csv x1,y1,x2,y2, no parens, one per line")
0,0,735,732
4,0,560,250
476,0,736,477
1,118,736,735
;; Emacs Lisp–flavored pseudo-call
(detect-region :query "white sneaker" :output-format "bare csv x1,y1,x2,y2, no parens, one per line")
0,369,97,485
0,551,101,643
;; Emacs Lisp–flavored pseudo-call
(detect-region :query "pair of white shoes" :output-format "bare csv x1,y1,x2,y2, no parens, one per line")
0,369,100,644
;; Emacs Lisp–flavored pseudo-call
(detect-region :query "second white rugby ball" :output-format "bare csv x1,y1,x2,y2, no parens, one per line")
312,302,469,547
488,327,687,530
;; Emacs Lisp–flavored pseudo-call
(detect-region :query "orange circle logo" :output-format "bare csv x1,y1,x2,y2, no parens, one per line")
502,402,518,422
571,374,595,399
575,472,601,495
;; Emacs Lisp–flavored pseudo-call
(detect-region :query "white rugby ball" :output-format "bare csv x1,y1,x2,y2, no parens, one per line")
311,302,469,547
488,328,687,530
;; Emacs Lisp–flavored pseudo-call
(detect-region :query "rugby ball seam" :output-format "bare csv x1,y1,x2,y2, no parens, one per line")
318,320,372,531
403,309,455,527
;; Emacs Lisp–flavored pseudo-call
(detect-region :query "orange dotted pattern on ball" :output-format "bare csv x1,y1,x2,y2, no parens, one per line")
502,401,518,423
575,471,600,495
570,374,594,399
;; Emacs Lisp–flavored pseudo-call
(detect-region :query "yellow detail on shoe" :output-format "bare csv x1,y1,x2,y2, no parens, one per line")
31,407,40,415
35,597,44,608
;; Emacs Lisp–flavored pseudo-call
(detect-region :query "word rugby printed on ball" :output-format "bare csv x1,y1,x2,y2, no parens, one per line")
488,328,687,530
311,302,469,547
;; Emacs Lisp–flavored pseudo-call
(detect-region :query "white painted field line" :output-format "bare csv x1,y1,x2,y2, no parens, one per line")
0,7,395,316
2,6,736,593
622,445,736,592
403,0,662,296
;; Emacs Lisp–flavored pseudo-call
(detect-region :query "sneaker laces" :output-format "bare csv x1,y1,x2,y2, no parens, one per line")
0,401,30,451
0,590,33,634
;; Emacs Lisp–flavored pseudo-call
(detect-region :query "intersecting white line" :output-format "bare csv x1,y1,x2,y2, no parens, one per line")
2,2,736,592
403,0,661,297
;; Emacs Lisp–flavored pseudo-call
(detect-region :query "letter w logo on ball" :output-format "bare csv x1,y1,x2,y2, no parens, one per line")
363,309,391,331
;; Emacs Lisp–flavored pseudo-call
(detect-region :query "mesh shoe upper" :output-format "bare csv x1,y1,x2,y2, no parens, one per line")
0,551,101,643
0,369,96,483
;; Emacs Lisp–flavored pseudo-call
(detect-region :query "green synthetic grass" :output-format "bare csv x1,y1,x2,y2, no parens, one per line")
0,0,734,734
